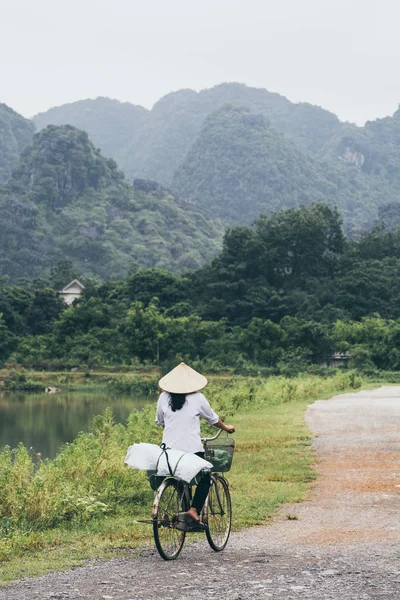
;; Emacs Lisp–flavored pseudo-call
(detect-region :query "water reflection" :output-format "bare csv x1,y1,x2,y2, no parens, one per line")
0,390,154,458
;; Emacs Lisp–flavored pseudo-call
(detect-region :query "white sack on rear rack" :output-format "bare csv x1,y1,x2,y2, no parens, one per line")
124,443,212,484
156,448,212,483
124,443,162,471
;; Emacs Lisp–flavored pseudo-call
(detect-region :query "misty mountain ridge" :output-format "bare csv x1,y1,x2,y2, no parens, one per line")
31,82,400,232
33,82,344,184
1,82,400,281
172,104,384,231
33,97,149,169
0,125,223,282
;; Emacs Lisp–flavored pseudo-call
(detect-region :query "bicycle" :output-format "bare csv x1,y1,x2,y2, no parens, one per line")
141,429,235,561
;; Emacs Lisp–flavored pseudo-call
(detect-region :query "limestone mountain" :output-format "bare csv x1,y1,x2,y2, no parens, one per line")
324,107,400,190
33,83,343,184
33,97,148,167
172,105,383,232
0,104,35,182
0,125,223,282
27,86,400,237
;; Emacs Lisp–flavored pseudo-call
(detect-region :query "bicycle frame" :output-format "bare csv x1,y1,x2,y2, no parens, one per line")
209,473,225,513
146,429,233,558
151,428,227,519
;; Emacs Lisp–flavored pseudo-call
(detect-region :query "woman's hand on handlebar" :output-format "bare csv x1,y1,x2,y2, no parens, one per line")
217,420,235,433
215,419,235,434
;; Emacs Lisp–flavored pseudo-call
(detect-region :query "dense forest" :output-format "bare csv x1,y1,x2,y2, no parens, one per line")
2,203,400,374
0,125,223,281
2,84,400,373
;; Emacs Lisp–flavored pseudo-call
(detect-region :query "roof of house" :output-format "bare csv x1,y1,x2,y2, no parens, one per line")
58,279,85,293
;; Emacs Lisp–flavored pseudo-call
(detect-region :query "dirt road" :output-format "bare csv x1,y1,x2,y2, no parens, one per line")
1,386,400,599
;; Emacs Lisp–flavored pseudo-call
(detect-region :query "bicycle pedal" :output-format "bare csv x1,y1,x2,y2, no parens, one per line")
186,520,208,533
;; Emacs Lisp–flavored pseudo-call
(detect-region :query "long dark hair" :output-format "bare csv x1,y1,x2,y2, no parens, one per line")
169,393,187,412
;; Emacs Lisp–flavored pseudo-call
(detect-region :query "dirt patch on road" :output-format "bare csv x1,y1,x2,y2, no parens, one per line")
318,450,400,492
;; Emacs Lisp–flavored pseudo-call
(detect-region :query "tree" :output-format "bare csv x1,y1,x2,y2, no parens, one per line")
24,289,65,335
254,202,345,284
122,301,165,362
281,317,334,362
238,318,285,365
125,269,188,309
50,260,82,291
0,313,16,361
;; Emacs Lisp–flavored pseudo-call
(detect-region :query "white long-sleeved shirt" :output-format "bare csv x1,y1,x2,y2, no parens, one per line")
155,391,219,453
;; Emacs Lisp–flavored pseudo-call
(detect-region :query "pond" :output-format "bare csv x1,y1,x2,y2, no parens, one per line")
0,390,154,459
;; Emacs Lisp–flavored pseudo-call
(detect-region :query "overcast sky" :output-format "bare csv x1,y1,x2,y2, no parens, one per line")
1,0,400,124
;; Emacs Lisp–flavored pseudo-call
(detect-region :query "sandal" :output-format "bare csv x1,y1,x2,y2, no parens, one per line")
175,512,208,532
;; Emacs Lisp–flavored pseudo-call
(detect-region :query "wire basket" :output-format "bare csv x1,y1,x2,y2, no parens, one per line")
204,435,235,472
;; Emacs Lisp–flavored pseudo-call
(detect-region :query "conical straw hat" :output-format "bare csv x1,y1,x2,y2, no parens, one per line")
158,362,208,394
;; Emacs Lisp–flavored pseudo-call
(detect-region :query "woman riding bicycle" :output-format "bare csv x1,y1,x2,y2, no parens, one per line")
155,362,235,530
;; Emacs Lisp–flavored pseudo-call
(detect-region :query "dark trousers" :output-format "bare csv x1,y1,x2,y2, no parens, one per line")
191,451,211,513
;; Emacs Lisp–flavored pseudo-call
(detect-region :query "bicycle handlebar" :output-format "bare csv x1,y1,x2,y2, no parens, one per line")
201,428,232,443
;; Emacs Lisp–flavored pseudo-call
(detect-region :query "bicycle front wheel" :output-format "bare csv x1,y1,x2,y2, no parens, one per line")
152,479,187,560
203,474,232,551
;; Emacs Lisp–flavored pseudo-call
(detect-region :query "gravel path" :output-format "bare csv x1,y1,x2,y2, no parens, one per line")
1,386,400,599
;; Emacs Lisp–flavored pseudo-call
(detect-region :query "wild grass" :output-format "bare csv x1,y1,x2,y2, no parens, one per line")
0,370,368,583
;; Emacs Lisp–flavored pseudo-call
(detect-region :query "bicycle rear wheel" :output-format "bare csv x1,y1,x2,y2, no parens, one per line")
152,479,187,560
203,474,232,551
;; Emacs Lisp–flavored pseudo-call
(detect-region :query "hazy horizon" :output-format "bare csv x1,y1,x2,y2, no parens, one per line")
27,82,400,127
2,0,400,125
